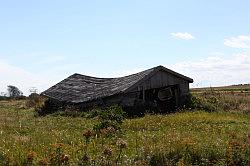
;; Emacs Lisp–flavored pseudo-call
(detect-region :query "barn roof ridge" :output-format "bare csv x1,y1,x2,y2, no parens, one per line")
156,65,193,82
70,67,154,79
42,65,193,103
69,65,192,82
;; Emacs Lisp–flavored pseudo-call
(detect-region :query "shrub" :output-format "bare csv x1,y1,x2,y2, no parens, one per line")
85,108,102,118
36,98,65,116
93,105,125,132
26,93,45,109
186,93,217,112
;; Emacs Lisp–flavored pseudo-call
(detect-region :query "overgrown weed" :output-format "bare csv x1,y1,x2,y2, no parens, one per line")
0,92,249,165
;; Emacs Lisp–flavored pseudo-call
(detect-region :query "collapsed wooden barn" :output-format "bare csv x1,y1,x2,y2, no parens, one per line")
42,65,193,114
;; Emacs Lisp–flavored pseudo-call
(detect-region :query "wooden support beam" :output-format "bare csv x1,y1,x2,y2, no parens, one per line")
142,87,145,102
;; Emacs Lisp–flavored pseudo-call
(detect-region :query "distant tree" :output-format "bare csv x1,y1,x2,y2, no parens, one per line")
7,85,23,98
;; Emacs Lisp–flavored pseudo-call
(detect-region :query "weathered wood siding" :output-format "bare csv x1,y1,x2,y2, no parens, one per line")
129,70,190,96
104,92,139,107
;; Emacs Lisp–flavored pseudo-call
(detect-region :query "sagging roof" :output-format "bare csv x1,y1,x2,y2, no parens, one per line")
42,65,193,103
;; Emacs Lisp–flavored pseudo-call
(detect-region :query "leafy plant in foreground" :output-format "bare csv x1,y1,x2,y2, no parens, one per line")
93,105,125,132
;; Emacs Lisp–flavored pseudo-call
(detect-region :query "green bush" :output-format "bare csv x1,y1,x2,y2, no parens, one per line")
36,98,65,116
186,93,217,112
85,108,102,118
93,105,125,132
26,93,45,109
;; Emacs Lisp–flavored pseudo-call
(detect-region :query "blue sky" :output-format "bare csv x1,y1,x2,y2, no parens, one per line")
1,0,250,95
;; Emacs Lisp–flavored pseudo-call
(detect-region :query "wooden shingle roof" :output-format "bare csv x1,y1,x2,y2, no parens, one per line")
42,65,193,103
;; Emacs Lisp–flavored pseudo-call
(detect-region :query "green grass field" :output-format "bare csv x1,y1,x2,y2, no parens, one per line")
0,91,250,165
191,84,250,93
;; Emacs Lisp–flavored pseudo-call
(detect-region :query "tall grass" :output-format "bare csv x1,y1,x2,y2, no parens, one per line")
190,89,250,114
0,91,249,165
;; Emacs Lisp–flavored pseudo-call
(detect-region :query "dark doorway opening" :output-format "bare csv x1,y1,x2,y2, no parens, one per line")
138,85,180,113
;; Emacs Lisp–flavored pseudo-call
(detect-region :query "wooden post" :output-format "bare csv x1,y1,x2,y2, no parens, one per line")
142,87,145,102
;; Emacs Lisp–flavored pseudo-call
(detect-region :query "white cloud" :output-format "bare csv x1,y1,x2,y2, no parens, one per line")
109,53,250,88
0,59,67,95
1,52,250,95
171,32,195,40
224,35,250,49
168,54,250,87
